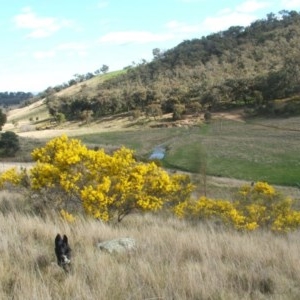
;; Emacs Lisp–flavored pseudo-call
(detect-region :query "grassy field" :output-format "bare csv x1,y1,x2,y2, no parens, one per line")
200,118,300,186
1,190,300,300
74,116,300,187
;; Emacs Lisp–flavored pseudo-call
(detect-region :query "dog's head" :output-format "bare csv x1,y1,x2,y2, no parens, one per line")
55,234,71,268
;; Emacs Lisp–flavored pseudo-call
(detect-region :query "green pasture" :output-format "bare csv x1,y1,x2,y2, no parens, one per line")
76,117,300,187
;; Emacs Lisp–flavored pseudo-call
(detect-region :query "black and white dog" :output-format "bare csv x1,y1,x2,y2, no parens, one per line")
55,234,71,271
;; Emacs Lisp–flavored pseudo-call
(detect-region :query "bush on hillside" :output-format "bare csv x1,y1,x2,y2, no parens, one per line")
0,131,20,157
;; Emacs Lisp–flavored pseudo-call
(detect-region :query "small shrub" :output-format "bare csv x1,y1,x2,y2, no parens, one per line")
204,111,212,122
145,104,163,120
131,109,141,119
55,113,66,124
60,209,76,223
174,182,300,232
0,131,20,157
172,104,186,120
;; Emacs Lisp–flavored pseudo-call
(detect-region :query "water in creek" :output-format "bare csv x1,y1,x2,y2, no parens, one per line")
149,146,166,160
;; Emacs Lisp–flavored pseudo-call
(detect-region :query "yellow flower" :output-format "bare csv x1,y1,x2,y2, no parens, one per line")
60,209,76,223
253,181,275,196
0,168,23,187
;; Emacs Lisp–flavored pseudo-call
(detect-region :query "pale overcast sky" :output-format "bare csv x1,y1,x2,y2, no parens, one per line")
1,0,300,92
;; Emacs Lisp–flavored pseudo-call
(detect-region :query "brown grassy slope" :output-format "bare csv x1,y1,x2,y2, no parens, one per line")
1,191,300,300
54,75,108,98
3,99,161,138
5,99,49,128
3,71,127,133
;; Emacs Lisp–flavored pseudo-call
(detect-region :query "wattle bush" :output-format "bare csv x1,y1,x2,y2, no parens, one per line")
174,181,300,232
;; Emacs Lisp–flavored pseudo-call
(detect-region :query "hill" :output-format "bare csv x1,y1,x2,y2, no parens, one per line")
32,10,300,124
5,10,300,128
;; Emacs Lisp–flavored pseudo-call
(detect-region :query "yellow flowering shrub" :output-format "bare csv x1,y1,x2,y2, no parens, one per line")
25,135,194,222
238,181,277,206
81,157,193,221
253,181,276,196
174,196,249,230
0,167,25,188
174,181,300,232
60,209,76,223
173,200,190,219
272,210,300,232
270,198,300,232
234,181,300,231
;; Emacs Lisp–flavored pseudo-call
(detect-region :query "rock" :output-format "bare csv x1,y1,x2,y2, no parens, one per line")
96,237,136,254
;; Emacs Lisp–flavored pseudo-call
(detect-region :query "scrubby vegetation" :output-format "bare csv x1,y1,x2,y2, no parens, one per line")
1,135,300,233
42,11,300,123
175,181,300,232
0,131,20,157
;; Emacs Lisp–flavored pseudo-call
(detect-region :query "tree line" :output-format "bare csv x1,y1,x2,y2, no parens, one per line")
0,92,33,106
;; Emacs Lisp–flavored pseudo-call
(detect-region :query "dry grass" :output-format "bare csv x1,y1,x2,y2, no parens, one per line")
5,99,49,125
1,191,300,299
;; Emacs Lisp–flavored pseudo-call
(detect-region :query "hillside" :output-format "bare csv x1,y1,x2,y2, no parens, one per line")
3,11,300,142
4,10,300,129
28,10,300,125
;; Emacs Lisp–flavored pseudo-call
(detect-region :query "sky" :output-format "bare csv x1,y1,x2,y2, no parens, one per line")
1,0,300,93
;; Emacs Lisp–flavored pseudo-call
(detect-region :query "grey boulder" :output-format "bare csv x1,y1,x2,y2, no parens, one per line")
97,237,136,254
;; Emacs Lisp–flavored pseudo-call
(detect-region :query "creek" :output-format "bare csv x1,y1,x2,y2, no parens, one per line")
149,146,166,160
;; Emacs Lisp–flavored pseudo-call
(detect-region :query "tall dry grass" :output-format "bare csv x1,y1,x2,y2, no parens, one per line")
1,191,300,299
